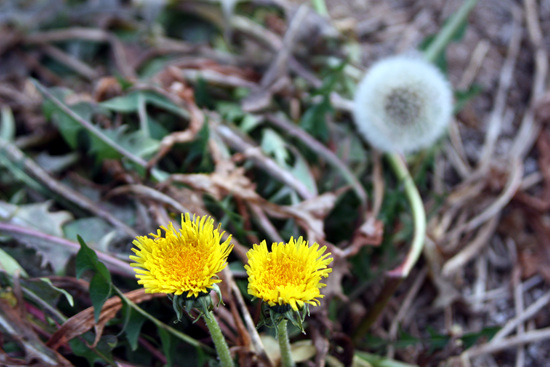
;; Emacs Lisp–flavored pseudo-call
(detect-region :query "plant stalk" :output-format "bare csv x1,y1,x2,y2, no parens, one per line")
354,0,479,341
203,309,234,367
277,320,295,367
385,153,426,279
114,288,212,352
353,154,425,341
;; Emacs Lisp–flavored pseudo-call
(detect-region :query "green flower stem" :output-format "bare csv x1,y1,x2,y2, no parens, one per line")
386,153,426,279
202,309,234,367
353,154,425,341
277,320,295,367
354,0,480,342
114,288,213,353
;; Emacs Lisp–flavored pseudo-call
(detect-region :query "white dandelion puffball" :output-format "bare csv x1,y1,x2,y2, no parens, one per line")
353,55,453,153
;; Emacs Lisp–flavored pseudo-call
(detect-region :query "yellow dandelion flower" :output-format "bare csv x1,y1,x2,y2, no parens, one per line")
130,214,233,297
245,237,333,311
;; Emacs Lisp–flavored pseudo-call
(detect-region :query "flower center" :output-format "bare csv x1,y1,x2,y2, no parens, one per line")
264,255,304,288
153,237,204,281
384,87,422,126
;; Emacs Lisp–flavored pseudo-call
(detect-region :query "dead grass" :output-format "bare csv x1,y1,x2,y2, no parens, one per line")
0,0,549,366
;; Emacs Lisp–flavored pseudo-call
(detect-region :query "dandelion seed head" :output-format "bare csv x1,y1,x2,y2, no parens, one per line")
353,54,453,153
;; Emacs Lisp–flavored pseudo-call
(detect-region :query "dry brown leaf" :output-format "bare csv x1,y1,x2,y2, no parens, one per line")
263,192,339,241
171,161,258,202
47,288,161,350
324,257,349,303
0,299,73,367
345,214,384,257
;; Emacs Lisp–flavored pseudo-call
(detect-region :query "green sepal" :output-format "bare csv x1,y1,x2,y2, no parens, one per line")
170,291,214,323
258,302,309,334
211,283,224,308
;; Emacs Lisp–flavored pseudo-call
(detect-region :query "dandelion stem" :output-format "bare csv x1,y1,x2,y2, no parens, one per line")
277,320,295,367
386,153,426,279
353,154,425,341
114,288,212,352
354,0,479,341
203,310,234,367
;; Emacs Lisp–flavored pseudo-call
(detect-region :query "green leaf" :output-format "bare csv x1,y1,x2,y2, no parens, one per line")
100,91,188,118
69,338,104,366
75,235,111,282
75,236,99,279
355,351,418,367
289,152,317,196
299,97,332,142
75,236,113,322
99,93,140,112
454,84,483,113
123,306,146,351
460,326,500,349
87,125,160,161
240,113,261,133
261,128,290,167
63,217,116,251
69,334,115,366
0,201,74,273
159,327,174,367
40,277,74,307
89,272,112,323
1,106,15,141
42,86,161,162
183,122,212,172
0,248,28,277
426,326,450,352
0,201,73,237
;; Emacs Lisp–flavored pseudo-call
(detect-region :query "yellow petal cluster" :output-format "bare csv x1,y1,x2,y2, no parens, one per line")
245,237,333,311
130,214,233,297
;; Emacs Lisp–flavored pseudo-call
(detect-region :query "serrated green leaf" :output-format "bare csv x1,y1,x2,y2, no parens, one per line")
0,201,74,273
89,272,112,323
0,201,73,237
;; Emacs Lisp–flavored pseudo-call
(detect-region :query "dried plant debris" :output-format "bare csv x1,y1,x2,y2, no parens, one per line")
0,0,549,366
